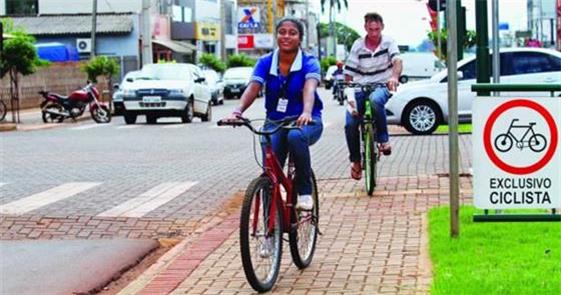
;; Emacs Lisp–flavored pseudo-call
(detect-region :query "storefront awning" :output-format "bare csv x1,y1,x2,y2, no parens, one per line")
152,39,196,54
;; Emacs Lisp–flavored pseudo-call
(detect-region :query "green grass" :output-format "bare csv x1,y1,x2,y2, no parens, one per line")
435,123,472,134
429,206,561,295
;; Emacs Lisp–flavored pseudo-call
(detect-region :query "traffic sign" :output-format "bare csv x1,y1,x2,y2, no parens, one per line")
473,97,561,209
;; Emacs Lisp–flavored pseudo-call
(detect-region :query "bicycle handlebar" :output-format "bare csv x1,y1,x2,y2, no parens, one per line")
217,115,316,136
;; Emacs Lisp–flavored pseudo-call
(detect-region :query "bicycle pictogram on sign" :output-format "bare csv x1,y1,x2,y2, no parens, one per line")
494,118,547,153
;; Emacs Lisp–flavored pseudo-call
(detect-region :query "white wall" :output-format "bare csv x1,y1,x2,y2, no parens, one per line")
195,0,219,21
39,0,143,14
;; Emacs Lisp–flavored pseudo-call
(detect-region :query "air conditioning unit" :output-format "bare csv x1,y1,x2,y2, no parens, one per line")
76,38,92,53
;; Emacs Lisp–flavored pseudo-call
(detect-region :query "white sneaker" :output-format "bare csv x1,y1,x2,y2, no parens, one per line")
259,238,273,258
296,194,314,211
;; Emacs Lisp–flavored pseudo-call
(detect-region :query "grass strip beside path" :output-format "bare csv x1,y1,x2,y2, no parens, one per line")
428,206,561,295
435,123,472,134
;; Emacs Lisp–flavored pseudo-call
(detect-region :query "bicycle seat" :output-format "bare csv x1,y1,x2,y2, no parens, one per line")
529,122,536,126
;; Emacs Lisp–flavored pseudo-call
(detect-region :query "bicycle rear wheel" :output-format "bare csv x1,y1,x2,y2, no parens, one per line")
364,124,377,196
240,176,282,293
289,171,319,269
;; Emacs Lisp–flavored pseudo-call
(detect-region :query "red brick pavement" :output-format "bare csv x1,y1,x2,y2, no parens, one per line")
122,174,473,295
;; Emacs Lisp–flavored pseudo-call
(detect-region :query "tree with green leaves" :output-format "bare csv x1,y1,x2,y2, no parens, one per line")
428,28,476,61
81,55,120,107
0,19,47,123
318,22,360,52
199,53,226,73
320,0,348,55
226,54,256,68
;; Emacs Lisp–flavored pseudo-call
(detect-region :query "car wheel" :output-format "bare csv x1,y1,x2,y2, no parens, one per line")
399,75,409,84
123,112,137,124
201,102,212,122
402,99,441,135
181,99,194,123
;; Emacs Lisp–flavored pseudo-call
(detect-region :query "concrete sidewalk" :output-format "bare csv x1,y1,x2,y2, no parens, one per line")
119,174,474,294
0,108,94,132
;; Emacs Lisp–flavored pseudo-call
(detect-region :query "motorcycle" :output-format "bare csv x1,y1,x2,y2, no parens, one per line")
40,83,111,124
333,80,346,106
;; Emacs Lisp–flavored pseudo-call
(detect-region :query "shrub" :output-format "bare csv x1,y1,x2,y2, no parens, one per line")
199,53,226,73
226,54,256,68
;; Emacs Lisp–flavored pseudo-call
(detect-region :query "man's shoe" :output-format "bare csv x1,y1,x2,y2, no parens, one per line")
351,162,362,180
296,194,314,211
259,238,273,258
379,142,392,156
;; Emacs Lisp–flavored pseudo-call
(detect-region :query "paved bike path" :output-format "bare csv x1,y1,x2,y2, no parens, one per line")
119,174,474,294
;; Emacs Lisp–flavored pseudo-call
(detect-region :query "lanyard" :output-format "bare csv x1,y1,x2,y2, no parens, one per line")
278,71,293,100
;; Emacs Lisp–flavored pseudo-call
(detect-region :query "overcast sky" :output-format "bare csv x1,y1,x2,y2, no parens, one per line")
318,0,529,46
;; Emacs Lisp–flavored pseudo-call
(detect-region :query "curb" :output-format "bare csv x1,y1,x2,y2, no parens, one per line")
0,112,94,132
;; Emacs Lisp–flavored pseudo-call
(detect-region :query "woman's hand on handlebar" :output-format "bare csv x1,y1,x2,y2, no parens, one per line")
296,112,312,127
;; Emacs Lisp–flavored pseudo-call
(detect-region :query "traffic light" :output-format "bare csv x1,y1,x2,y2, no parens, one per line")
428,0,446,12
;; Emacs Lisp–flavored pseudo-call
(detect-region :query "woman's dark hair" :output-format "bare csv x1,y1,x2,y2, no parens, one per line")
276,17,304,41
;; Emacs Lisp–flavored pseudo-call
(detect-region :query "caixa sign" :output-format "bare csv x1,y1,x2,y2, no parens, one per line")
473,97,561,209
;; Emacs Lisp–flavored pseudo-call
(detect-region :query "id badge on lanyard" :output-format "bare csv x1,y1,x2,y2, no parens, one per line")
276,75,290,113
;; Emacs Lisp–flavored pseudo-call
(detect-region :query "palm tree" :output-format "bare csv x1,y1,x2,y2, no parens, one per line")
320,0,348,56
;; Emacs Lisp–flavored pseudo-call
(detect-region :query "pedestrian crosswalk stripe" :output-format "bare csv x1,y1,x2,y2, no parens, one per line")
162,124,185,129
97,181,198,218
0,182,101,215
71,124,104,130
116,125,140,129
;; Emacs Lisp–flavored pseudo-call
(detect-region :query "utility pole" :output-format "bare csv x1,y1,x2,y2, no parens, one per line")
447,0,460,238
475,0,490,95
220,0,227,60
91,0,97,57
141,0,153,66
491,0,500,86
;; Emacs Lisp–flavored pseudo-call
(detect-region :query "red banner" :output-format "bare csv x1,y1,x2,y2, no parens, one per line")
238,35,254,50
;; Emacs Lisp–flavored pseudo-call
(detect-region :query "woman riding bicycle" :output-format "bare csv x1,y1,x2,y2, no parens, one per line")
223,17,324,211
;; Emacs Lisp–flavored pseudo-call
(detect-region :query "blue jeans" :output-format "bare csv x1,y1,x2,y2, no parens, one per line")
345,86,391,163
261,117,323,195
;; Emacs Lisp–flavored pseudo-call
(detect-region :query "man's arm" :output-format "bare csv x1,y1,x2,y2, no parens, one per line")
387,58,402,91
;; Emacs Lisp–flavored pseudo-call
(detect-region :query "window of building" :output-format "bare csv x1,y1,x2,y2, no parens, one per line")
6,0,38,15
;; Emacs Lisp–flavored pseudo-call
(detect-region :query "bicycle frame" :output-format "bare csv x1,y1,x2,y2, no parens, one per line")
258,138,295,236
505,119,537,147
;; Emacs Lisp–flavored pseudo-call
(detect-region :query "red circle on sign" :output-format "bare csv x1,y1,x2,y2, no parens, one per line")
483,99,558,175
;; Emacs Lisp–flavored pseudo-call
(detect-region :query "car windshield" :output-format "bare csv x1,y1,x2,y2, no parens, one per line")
203,70,219,84
224,67,253,79
137,64,192,81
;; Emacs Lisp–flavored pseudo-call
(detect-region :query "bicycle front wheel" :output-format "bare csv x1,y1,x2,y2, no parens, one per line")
240,176,282,293
289,171,319,269
364,124,377,196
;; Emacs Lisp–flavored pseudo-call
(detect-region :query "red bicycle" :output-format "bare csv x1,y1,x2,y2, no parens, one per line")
217,116,320,292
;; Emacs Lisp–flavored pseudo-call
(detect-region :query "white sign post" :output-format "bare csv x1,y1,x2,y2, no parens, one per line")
473,97,561,210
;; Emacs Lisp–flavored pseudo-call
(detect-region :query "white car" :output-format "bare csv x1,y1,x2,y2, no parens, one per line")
386,48,561,135
202,69,224,105
112,70,141,115
398,52,445,83
122,63,212,124
223,67,253,100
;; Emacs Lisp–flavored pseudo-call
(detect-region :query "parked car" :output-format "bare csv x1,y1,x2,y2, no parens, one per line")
398,52,445,84
386,48,561,135
223,67,253,99
202,69,224,105
112,70,140,115
323,65,338,90
121,63,212,124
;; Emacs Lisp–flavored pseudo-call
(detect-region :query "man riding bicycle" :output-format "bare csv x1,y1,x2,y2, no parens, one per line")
344,12,402,180
332,61,345,96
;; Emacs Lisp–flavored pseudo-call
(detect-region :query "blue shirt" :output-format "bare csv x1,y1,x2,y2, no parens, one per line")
251,49,323,120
